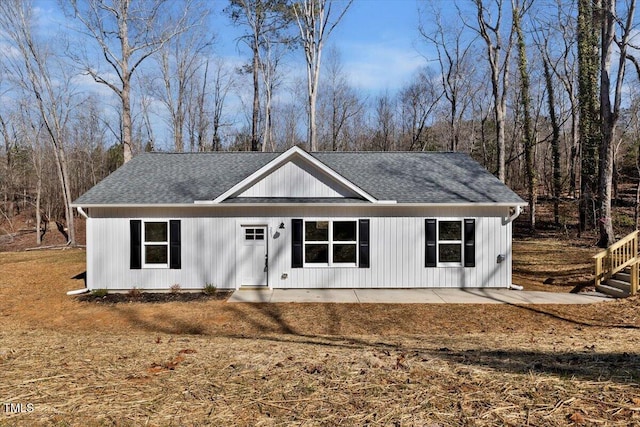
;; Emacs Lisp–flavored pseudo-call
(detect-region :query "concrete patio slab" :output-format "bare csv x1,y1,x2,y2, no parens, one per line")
227,289,273,303
354,288,447,303
269,289,360,303
227,288,614,304
432,288,506,304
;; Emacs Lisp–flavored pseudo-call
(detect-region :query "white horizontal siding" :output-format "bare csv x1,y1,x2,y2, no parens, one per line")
237,158,358,198
86,205,514,290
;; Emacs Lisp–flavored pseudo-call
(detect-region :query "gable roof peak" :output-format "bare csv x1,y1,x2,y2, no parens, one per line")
208,145,378,204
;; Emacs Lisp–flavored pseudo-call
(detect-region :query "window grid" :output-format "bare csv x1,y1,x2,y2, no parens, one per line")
143,221,169,268
245,228,265,241
437,220,463,266
304,220,357,266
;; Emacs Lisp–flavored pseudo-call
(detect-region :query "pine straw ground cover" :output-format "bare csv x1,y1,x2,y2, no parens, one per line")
0,242,639,426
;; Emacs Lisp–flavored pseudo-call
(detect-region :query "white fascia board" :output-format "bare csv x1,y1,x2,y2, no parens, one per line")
70,203,200,208
73,201,527,209
210,146,379,204
194,201,526,208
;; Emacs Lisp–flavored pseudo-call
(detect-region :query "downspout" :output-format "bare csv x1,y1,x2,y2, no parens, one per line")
67,206,90,296
76,206,89,219
502,205,522,225
502,205,524,290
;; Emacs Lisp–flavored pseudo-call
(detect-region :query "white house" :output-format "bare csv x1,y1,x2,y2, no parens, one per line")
71,146,527,291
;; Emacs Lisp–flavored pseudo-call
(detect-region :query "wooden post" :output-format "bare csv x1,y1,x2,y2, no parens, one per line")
633,235,639,296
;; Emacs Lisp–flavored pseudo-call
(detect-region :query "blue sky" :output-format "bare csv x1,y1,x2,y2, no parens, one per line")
209,0,428,95
330,0,426,92
33,0,431,97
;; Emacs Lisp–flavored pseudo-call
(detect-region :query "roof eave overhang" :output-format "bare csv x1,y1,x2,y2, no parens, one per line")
72,201,528,209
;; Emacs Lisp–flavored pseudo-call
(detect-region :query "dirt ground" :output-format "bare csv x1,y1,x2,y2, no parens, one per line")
1,230,640,426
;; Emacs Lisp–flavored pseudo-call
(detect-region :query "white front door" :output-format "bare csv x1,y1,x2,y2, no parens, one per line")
238,226,268,288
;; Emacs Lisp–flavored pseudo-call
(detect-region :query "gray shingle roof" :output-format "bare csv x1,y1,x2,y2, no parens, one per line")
72,151,525,205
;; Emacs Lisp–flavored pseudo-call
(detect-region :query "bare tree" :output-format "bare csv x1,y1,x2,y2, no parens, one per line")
577,0,600,233
513,0,536,230
597,0,636,247
259,35,291,151
545,1,580,197
317,46,362,151
399,67,442,151
419,2,475,152
183,58,235,152
0,0,77,244
532,1,577,222
471,0,515,182
293,0,352,151
209,59,235,151
69,0,191,162
153,5,212,152
16,103,45,244
371,91,397,152
226,0,294,152
0,111,16,218
542,54,563,226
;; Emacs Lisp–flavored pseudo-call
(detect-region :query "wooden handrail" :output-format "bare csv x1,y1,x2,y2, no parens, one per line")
594,230,639,295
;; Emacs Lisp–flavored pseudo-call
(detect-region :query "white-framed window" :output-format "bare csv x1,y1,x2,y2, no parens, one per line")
143,221,169,268
437,220,463,266
304,220,357,266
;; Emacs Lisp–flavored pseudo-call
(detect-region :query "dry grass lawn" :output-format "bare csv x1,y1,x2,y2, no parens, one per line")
1,239,640,426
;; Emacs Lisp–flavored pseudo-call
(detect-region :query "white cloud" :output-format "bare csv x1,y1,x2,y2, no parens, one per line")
339,41,425,94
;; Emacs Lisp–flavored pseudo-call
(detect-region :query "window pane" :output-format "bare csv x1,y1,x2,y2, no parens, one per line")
145,222,167,242
305,221,328,241
333,244,356,263
255,229,265,240
305,244,329,263
146,245,168,264
439,244,461,263
439,221,461,241
333,221,356,241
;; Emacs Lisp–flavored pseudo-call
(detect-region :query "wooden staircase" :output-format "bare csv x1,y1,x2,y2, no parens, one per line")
594,230,639,298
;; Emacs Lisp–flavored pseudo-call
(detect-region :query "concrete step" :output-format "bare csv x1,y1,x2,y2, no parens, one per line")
597,282,631,298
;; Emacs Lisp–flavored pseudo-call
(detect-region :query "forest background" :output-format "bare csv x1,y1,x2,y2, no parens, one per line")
1,0,639,251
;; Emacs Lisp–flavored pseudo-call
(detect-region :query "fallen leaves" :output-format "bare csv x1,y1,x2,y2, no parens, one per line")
148,349,197,374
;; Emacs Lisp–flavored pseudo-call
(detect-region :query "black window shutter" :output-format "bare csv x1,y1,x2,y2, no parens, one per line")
292,219,303,268
425,219,436,267
169,220,181,269
358,219,370,268
464,219,475,267
130,220,142,270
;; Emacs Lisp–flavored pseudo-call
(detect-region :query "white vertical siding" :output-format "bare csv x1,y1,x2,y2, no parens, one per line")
86,205,515,290
237,158,358,198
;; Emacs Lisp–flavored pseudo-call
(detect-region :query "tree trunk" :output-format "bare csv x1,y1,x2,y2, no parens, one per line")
119,3,133,162
514,5,535,230
35,173,42,245
577,0,600,233
596,0,635,247
597,0,615,248
543,59,562,226
251,42,260,151
474,0,511,183
294,0,351,152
